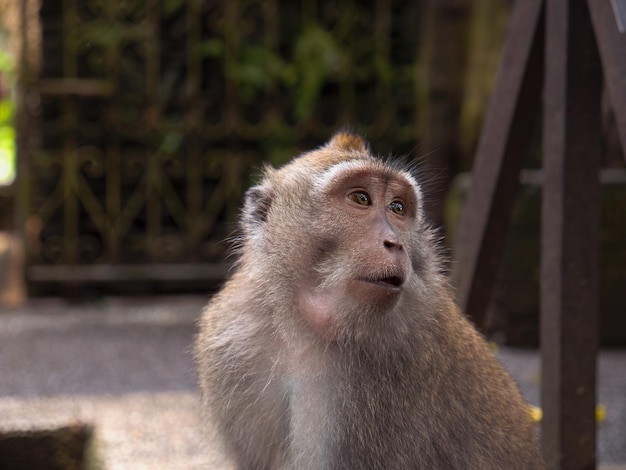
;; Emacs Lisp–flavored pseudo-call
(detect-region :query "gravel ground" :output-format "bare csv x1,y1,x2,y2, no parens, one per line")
0,296,624,469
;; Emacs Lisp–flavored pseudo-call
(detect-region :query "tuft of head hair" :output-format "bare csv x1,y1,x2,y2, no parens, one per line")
326,131,368,153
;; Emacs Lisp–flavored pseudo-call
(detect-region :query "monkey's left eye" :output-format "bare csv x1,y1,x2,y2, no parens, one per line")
348,191,371,206
388,200,405,216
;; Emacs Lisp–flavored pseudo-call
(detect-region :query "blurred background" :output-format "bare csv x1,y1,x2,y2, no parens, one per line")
1,0,624,345
0,1,625,468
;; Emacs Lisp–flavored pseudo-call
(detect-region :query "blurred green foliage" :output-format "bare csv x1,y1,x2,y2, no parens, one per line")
0,48,15,185
197,22,356,167
201,23,347,120
291,24,345,119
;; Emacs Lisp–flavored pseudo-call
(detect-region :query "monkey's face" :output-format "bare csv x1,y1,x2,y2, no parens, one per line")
295,158,425,343
241,133,433,346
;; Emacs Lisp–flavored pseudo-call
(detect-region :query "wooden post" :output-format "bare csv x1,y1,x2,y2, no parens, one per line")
452,0,544,328
541,0,601,468
588,1,626,162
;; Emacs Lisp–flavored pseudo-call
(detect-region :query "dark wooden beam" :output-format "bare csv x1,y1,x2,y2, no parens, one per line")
452,0,544,328
26,263,229,283
588,0,626,162
35,79,115,97
541,0,602,468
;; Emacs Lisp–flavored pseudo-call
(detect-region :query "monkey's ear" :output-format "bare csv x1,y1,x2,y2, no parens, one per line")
326,131,368,152
241,181,273,233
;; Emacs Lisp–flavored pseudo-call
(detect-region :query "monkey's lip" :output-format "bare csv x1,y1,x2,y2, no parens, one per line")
355,275,404,292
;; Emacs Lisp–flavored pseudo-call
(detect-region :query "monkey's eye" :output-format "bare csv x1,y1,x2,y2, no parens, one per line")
348,191,371,206
388,200,405,216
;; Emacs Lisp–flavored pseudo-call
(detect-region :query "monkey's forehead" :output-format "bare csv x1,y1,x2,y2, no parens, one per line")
313,158,422,195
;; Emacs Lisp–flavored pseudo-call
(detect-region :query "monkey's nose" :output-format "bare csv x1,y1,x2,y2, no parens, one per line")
383,239,403,251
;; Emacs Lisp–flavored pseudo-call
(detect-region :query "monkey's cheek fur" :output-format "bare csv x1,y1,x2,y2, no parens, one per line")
297,281,402,340
297,285,344,340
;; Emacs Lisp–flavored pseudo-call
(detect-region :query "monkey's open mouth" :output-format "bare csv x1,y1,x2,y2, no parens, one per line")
379,276,404,287
359,275,404,290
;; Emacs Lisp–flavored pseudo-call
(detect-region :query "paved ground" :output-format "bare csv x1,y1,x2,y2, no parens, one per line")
0,296,231,470
0,296,624,469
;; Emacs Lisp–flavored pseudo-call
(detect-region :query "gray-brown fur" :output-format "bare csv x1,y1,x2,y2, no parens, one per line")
195,133,545,469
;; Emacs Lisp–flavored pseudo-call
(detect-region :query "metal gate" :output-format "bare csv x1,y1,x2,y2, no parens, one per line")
17,0,423,293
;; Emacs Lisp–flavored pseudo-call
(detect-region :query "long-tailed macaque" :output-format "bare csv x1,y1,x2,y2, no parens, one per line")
195,132,545,469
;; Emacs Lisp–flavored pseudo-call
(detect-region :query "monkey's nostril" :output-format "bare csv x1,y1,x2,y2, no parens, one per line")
384,240,403,251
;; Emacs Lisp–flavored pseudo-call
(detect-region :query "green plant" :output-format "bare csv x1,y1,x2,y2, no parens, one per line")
0,48,15,185
200,23,346,120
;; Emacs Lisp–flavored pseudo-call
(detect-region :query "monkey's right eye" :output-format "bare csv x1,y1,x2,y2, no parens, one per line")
348,191,371,206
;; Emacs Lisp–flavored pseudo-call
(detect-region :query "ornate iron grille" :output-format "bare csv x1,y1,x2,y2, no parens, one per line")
19,0,422,291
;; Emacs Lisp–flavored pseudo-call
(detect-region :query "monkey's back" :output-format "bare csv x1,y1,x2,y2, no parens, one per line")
393,298,543,469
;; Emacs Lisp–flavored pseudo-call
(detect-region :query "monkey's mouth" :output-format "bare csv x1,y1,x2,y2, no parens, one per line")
358,275,404,291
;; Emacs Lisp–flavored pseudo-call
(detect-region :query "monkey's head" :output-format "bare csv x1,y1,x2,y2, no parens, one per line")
239,132,441,349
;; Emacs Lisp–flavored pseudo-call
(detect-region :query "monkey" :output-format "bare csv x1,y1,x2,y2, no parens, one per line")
195,132,545,470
